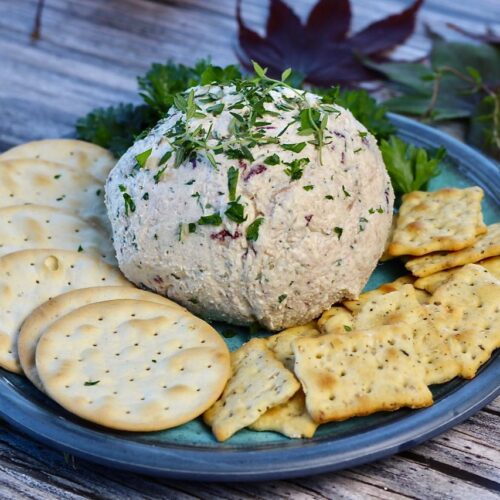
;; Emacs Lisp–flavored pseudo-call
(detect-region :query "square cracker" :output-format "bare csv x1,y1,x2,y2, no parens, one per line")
406,223,500,278
249,390,318,439
292,325,433,423
343,276,429,314
430,264,500,379
388,187,486,257
318,306,353,335
414,256,500,294
265,322,320,371
354,285,461,385
203,338,300,441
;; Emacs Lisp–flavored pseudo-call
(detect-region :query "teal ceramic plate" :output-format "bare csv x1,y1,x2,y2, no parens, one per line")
0,114,498,481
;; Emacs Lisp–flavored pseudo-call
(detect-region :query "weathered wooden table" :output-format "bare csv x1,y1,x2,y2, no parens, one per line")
1,0,499,497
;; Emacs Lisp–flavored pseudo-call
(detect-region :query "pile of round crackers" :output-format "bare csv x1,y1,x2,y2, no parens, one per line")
0,140,230,432
202,187,500,441
0,143,497,443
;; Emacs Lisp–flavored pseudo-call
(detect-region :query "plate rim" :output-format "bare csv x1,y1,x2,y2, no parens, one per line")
0,114,499,481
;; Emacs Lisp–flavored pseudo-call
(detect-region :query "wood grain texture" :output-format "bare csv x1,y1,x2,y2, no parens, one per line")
0,0,499,498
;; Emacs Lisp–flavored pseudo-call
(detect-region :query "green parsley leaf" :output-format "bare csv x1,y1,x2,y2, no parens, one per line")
334,226,343,239
188,222,197,233
226,146,254,162
227,166,239,202
303,185,314,191
159,150,173,166
135,148,152,168
206,103,225,116
54,174,61,179
344,325,352,332
198,213,222,225
185,179,196,185
264,154,280,165
77,245,83,252
84,380,100,386
278,294,287,303
282,142,307,153
325,195,334,200
118,184,136,215
225,200,247,223
380,136,445,194
342,185,351,198
284,158,309,181
246,217,264,241
359,217,369,232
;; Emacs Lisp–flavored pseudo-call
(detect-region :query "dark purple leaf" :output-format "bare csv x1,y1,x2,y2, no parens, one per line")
236,0,424,87
350,0,424,55
306,0,351,42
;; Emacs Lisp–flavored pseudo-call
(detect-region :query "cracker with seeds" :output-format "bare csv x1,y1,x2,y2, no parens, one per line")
249,390,318,439
18,286,185,391
0,139,115,183
430,264,500,378
265,322,320,371
0,249,130,373
0,205,116,264
414,256,500,294
317,306,353,335
388,187,486,257
354,285,461,385
203,338,300,441
0,159,108,228
406,223,500,278
343,276,429,313
36,300,230,431
293,325,433,423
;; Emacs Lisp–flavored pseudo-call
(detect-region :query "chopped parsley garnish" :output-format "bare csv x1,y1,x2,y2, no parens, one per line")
84,380,100,386
282,142,307,153
359,217,369,231
206,103,225,116
188,222,197,233
225,199,247,223
159,150,172,166
135,148,152,168
226,146,254,162
284,158,309,181
154,165,168,183
96,189,102,196
278,294,287,303
246,217,264,241
303,185,314,191
353,147,363,153
142,192,149,200
264,154,280,165
325,195,334,200
342,185,351,198
77,245,83,252
334,226,343,239
198,213,222,225
297,107,328,164
358,131,368,138
377,207,384,213
344,325,352,332
227,166,239,202
54,174,61,179
185,179,196,185
118,184,136,215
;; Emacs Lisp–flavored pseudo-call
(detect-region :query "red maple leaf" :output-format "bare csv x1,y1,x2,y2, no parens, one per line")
236,0,423,86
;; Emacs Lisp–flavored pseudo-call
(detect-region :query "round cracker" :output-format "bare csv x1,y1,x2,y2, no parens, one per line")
0,159,108,228
0,249,130,373
36,299,230,432
19,286,186,391
0,139,115,183
0,205,116,264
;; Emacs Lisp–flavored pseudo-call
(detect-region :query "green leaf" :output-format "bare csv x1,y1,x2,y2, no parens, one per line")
225,200,247,223
84,380,100,386
118,184,136,216
252,61,267,78
380,136,445,194
281,68,292,82
227,166,239,201
246,217,264,241
135,148,152,168
264,154,280,165
198,213,222,226
206,103,225,116
384,95,472,120
334,227,343,239
284,158,309,181
282,142,307,153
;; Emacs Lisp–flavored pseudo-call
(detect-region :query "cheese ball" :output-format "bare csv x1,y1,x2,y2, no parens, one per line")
106,82,394,330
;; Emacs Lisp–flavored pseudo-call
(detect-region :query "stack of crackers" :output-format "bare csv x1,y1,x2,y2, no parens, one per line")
203,187,500,441
0,139,231,432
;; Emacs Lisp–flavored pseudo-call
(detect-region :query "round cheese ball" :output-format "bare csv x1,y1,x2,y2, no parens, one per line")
106,83,394,330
